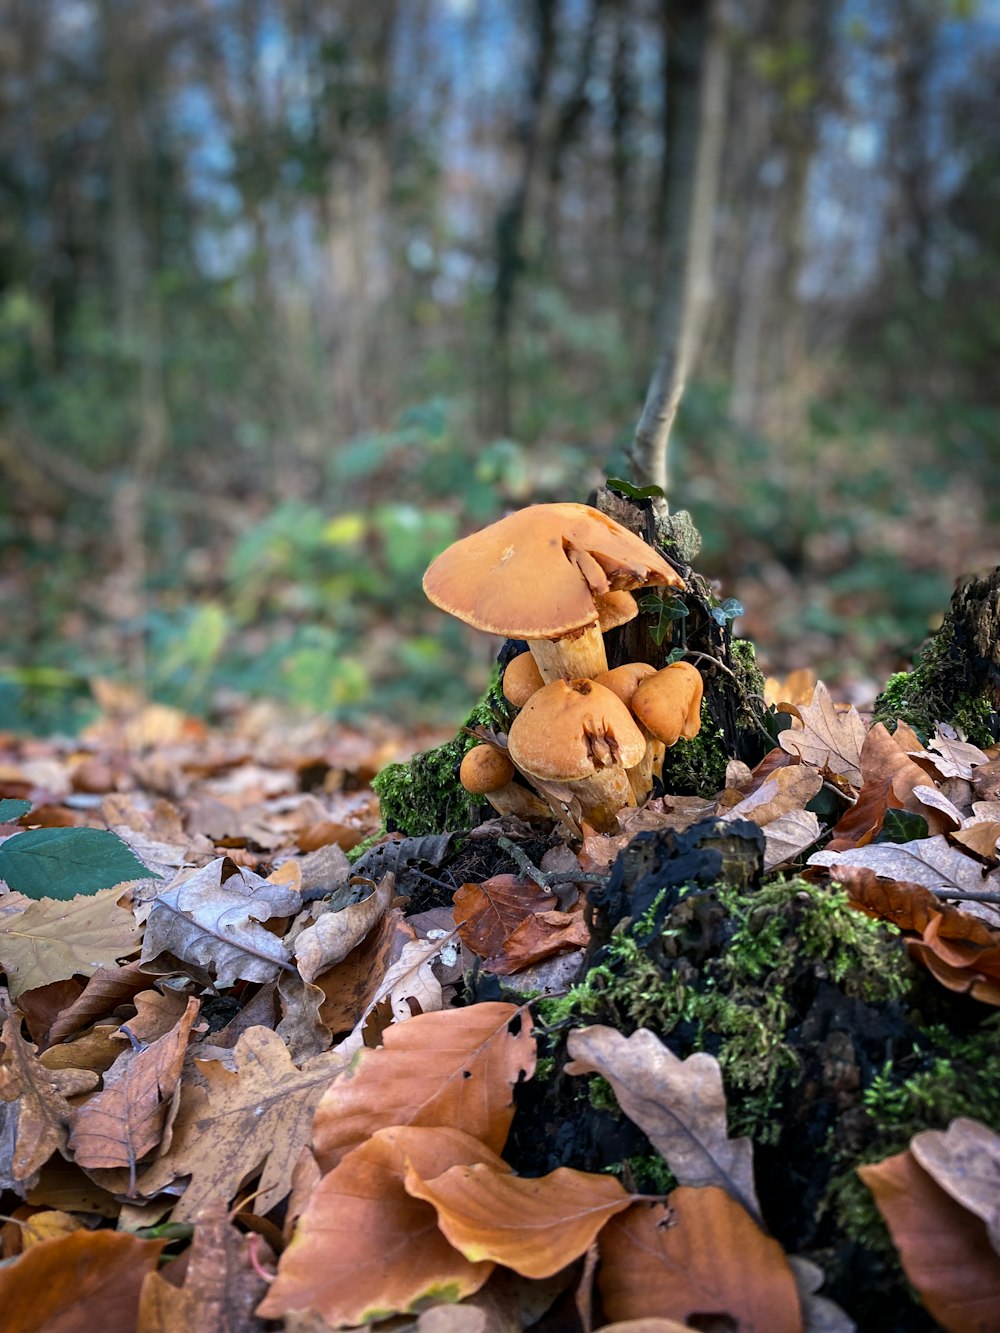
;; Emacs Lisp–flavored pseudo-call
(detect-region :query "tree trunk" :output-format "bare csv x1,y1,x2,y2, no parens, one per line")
626,0,729,506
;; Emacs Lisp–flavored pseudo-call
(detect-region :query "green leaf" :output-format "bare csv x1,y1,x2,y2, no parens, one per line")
0,828,158,900
0,799,32,823
709,597,744,627
637,592,688,646
874,809,929,845
606,477,666,501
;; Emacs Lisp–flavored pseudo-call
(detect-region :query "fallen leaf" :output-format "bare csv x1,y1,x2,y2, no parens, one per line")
137,1200,272,1333
453,875,557,960
787,1256,857,1333
293,876,394,983
811,833,1000,899
46,961,152,1046
721,767,823,827
762,809,823,870
0,888,142,1001
258,1126,496,1326
910,1118,1000,1253
484,908,590,976
778,681,865,787
915,732,992,781
826,724,957,852
859,1148,1000,1332
598,1190,802,1331
0,1227,165,1333
313,1002,535,1173
315,904,402,1034
405,1158,633,1278
137,1026,350,1220
140,857,299,987
565,1025,759,1221
0,1005,75,1183
69,997,200,1181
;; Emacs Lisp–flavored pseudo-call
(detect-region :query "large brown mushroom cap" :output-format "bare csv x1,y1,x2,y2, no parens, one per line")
507,678,646,780
422,503,684,639
631,661,704,747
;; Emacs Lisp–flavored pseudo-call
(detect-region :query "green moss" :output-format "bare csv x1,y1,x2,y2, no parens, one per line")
371,680,512,838
827,1015,1000,1252
540,878,910,1142
660,716,729,797
659,639,768,798
873,617,995,745
605,1152,677,1196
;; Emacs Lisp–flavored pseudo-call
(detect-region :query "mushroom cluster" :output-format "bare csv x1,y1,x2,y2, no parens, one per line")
423,502,704,834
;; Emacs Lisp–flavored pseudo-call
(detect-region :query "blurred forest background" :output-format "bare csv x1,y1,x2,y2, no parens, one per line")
1,0,998,734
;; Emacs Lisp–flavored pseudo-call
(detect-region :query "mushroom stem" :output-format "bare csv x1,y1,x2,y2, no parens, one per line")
626,735,667,803
563,763,635,833
528,621,608,683
483,784,553,822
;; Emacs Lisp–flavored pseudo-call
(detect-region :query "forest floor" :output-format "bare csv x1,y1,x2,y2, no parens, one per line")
0,659,999,1331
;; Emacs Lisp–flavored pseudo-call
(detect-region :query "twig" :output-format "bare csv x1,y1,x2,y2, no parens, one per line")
497,836,609,889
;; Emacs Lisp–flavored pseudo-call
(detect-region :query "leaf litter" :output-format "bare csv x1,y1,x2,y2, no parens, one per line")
0,688,998,1329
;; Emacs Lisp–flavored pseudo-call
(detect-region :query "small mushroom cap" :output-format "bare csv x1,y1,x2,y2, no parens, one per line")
631,662,704,747
507,678,646,780
502,651,545,707
460,744,516,794
595,590,639,632
593,661,656,709
423,503,684,639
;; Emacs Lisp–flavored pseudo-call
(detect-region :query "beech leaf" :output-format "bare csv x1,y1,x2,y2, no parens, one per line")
598,1190,803,1331
404,1159,633,1278
0,1228,165,1332
313,1002,535,1173
859,1148,1000,1332
454,875,558,960
258,1125,496,1326
565,1025,760,1221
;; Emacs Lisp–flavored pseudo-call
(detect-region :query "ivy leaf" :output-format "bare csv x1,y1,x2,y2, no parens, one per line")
0,799,32,824
875,808,929,844
606,477,666,501
0,828,158,900
637,593,689,646
709,597,744,627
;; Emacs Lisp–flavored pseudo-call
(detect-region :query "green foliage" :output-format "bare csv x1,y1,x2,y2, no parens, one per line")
0,826,157,900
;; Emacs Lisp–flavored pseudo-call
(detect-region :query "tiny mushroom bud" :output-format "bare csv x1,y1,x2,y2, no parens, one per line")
631,661,704,751
507,678,646,834
459,743,551,822
422,503,684,684
593,661,661,803
502,651,545,708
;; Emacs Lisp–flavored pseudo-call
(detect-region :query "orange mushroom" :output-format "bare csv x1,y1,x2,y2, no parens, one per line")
631,661,704,750
593,661,662,803
459,743,551,822
501,651,545,708
422,503,684,683
506,678,646,833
